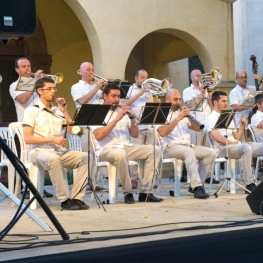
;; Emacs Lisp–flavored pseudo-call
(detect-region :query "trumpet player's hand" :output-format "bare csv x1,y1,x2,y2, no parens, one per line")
52,137,67,148
178,106,189,120
34,69,43,77
96,78,107,90
139,85,147,95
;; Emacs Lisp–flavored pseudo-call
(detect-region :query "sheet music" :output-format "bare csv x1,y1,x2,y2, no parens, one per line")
241,91,263,107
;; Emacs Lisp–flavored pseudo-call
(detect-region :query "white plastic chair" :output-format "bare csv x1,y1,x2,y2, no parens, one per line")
248,124,262,182
0,127,16,194
9,122,68,209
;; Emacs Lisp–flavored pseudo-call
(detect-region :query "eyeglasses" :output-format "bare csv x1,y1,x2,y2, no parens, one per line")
237,76,248,79
41,87,57,92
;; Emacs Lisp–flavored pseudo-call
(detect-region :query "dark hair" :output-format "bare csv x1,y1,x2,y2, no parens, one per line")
211,91,227,105
14,57,29,68
34,77,55,95
103,82,120,96
255,93,263,104
135,69,146,77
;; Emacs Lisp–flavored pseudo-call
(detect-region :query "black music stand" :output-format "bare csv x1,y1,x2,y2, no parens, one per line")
119,81,132,99
212,109,247,197
72,104,111,210
139,102,173,201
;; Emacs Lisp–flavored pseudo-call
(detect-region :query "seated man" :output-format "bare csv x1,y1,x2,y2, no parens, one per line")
251,93,263,141
157,88,216,199
23,77,90,210
92,83,163,204
205,91,262,193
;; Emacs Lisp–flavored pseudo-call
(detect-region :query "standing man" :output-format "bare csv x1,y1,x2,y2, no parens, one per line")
157,88,216,199
183,69,213,147
23,77,90,210
71,62,106,191
251,93,263,141
125,69,160,188
205,91,262,193
93,83,163,204
9,57,53,198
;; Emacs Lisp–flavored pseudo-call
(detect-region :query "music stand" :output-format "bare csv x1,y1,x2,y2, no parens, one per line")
15,76,37,92
139,102,174,201
241,91,263,107
119,81,132,99
190,97,209,112
72,104,111,210
212,109,248,197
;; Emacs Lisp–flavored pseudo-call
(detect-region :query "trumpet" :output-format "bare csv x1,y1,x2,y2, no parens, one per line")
179,106,204,129
117,105,140,121
77,70,108,87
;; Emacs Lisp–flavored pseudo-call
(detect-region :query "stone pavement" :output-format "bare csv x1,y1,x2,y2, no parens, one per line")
0,179,263,262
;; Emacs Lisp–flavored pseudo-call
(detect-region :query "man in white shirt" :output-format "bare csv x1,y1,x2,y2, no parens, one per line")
71,62,105,190
251,93,263,141
205,91,263,193
23,77,90,210
157,88,216,199
9,57,53,198
93,83,163,204
125,69,160,188
183,69,212,147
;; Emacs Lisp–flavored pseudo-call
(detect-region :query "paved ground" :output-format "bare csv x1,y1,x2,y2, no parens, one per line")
0,179,263,262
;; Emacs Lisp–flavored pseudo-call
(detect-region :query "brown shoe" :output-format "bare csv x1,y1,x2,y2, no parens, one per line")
131,180,138,189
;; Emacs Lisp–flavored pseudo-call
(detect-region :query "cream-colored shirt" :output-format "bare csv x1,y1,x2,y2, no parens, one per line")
157,109,191,149
71,80,103,108
205,110,237,150
251,110,263,142
9,81,40,122
23,101,66,152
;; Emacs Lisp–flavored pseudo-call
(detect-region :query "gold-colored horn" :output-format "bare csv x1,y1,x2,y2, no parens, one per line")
141,78,172,96
0,75,2,83
54,73,63,83
199,67,222,89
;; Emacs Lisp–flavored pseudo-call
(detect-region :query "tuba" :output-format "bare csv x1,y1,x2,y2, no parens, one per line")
141,78,172,96
199,67,222,89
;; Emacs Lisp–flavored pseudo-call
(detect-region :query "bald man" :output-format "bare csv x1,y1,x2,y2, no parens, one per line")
71,62,106,191
183,69,213,147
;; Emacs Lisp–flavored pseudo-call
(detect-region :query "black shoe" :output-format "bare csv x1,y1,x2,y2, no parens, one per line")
245,183,257,194
43,190,53,198
194,186,210,199
124,193,135,204
188,186,194,194
72,199,89,210
205,177,220,184
61,199,80,210
138,193,163,202
21,191,30,199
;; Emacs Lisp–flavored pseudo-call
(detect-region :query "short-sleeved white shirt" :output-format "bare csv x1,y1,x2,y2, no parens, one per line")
127,84,154,130
229,84,255,128
251,110,263,142
156,110,191,149
92,108,132,154
9,81,40,122
204,110,237,150
183,84,211,123
71,80,103,108
23,101,66,152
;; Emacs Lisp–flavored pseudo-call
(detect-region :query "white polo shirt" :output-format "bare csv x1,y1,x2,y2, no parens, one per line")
23,101,66,152
183,84,211,123
157,110,191,149
205,110,237,150
71,80,103,108
92,108,132,154
9,81,40,122
127,84,154,130
251,110,263,142
229,84,255,128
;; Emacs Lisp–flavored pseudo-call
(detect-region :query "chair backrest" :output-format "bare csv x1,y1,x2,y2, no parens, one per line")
9,122,31,164
66,133,82,152
0,127,15,163
248,124,257,142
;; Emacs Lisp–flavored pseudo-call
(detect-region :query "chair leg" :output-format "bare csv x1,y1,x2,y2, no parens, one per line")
174,160,182,197
29,165,43,209
229,159,236,194
108,164,117,204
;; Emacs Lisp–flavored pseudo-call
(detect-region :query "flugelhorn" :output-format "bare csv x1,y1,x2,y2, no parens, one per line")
141,78,172,96
199,67,222,89
179,106,204,129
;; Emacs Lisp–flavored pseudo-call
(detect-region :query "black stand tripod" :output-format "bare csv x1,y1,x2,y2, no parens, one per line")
212,110,247,197
139,102,173,201
0,137,69,241
71,104,111,210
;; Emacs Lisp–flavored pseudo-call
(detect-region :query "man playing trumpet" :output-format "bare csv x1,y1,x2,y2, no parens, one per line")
157,88,216,199
92,82,163,204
